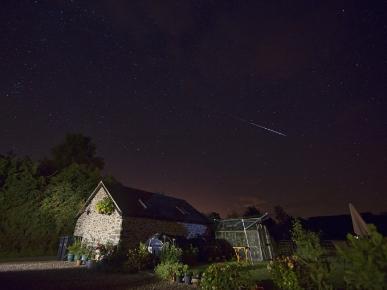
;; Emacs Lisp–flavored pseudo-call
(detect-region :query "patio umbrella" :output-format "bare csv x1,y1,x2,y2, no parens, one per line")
349,203,370,237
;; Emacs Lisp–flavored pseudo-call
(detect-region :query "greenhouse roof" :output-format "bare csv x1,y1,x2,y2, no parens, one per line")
216,213,269,231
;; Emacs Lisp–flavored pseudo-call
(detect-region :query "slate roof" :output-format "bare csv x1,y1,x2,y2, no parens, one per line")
83,181,209,225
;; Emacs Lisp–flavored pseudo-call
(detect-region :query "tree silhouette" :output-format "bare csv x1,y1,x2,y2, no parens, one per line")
50,133,104,170
242,206,261,218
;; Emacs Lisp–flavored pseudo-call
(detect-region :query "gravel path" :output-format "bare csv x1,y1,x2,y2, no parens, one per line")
0,260,193,290
0,260,77,272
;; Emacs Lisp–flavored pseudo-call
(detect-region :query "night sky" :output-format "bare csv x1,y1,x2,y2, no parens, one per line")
1,0,387,217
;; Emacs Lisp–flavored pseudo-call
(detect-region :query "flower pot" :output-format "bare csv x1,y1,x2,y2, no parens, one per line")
73,254,80,261
67,253,74,262
86,260,95,269
76,259,82,266
81,255,88,264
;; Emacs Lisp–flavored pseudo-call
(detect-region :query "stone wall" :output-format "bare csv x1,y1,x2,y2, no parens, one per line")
121,217,188,249
74,187,122,245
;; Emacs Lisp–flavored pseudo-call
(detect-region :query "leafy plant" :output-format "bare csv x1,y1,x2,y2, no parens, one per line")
67,239,82,256
125,242,152,273
155,260,189,281
336,224,387,290
200,262,252,290
267,256,303,290
291,219,333,290
95,197,115,215
160,242,182,263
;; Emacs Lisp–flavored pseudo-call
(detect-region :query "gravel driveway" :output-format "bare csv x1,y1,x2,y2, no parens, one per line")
0,260,192,290
0,260,77,272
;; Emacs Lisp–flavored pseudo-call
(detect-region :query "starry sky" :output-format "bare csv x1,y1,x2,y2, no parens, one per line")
1,0,387,217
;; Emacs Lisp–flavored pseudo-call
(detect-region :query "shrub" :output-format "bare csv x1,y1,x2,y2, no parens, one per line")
200,262,252,290
125,242,152,273
155,261,187,280
95,242,127,272
95,197,115,215
267,256,303,290
291,219,333,290
160,242,182,263
336,224,387,290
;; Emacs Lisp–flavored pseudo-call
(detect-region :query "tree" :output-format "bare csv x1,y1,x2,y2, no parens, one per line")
207,212,221,221
0,155,46,255
50,133,104,170
42,163,101,236
242,206,261,218
274,205,291,224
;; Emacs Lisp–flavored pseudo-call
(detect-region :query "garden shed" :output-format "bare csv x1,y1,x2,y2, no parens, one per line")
74,181,209,249
215,215,273,263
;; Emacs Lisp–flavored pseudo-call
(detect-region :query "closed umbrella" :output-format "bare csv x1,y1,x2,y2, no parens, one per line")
349,203,369,237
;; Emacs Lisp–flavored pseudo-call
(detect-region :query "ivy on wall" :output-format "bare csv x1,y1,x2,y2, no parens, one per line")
96,197,115,215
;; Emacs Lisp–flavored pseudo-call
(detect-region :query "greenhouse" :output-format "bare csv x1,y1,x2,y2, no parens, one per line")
215,214,273,263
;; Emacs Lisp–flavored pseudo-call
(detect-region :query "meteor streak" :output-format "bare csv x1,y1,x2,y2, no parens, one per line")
231,115,287,137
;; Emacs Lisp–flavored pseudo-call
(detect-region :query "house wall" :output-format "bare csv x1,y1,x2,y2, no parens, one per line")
121,216,187,248
74,187,122,245
180,222,207,238
120,218,206,249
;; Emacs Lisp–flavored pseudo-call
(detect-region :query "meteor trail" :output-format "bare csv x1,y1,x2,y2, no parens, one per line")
231,115,287,137
195,105,287,137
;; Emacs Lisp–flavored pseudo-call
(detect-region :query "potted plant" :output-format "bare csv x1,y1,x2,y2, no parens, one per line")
80,243,89,264
85,244,95,269
68,240,82,265
67,240,81,262
67,251,74,262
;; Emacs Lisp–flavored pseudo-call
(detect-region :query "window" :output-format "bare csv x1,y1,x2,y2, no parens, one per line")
176,206,187,215
138,198,147,209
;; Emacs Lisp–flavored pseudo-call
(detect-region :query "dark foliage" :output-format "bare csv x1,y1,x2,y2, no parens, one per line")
243,206,262,218
0,134,103,257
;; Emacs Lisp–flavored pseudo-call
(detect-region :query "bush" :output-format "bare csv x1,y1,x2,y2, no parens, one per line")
95,242,127,272
269,220,334,290
155,261,188,280
125,242,152,273
95,197,115,215
160,242,182,263
291,219,333,290
267,256,303,290
336,224,387,290
200,262,252,290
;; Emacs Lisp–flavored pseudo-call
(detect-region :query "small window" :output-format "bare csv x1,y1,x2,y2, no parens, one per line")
176,206,187,215
138,198,147,209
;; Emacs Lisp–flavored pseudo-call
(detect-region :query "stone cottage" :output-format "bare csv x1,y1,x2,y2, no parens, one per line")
74,181,209,249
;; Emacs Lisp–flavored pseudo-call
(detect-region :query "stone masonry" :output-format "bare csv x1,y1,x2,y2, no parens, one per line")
74,185,208,248
74,187,122,245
